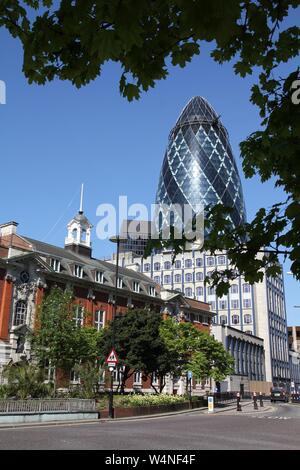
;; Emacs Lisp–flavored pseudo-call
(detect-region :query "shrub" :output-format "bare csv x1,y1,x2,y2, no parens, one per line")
109,394,188,408
3,361,52,399
0,384,10,399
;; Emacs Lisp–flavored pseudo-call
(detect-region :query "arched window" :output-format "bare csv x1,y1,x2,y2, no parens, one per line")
185,273,193,282
185,287,193,298
72,228,78,241
14,301,27,326
220,315,227,325
206,257,215,267
154,262,161,271
232,315,240,325
154,276,161,284
207,286,216,295
196,286,203,296
196,272,203,281
195,258,203,267
231,284,239,294
174,274,181,283
244,314,252,324
217,255,226,265
164,261,171,270
143,263,150,272
243,283,251,293
175,260,181,269
163,275,171,284
185,259,192,268
80,228,87,243
219,299,227,310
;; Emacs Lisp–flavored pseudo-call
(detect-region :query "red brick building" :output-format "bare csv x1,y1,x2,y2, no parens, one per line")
0,207,213,393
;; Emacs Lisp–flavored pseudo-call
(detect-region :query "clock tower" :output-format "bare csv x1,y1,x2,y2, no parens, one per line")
65,184,93,258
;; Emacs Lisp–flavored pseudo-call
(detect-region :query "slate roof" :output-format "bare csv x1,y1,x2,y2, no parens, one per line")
23,237,157,285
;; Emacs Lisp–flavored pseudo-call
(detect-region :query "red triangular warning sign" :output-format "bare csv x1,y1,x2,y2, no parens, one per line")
105,348,118,364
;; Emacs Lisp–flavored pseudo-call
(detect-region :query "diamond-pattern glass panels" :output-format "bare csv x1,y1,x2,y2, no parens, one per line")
155,96,246,229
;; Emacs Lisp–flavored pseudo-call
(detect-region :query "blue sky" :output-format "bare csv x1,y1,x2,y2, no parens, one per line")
0,15,300,325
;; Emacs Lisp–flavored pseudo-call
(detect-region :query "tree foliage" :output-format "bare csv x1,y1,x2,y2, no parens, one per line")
1,2,300,288
98,309,176,392
31,287,103,373
160,318,234,382
99,309,234,391
72,361,104,398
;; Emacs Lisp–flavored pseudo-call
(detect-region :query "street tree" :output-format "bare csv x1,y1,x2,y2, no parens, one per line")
31,287,103,384
1,2,300,289
98,309,178,393
160,318,234,382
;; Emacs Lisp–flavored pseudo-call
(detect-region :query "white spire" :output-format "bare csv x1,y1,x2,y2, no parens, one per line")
79,183,84,213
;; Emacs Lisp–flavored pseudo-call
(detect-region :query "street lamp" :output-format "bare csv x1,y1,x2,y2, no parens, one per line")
108,235,127,419
209,360,215,394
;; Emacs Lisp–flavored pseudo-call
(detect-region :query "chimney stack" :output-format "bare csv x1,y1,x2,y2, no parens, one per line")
0,221,18,237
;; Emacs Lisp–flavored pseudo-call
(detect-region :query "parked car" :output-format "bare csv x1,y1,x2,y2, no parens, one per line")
270,387,289,403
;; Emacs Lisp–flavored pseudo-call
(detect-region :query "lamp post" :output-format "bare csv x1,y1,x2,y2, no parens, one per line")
209,360,215,393
108,235,126,419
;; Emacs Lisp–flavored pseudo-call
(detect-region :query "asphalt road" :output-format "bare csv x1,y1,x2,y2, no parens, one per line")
0,403,300,450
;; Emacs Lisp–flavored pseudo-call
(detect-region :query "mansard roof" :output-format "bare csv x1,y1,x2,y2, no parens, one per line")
23,237,157,285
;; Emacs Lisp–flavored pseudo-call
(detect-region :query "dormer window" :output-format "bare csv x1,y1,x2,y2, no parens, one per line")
133,281,140,293
149,286,156,297
74,265,83,278
95,271,104,283
50,258,61,273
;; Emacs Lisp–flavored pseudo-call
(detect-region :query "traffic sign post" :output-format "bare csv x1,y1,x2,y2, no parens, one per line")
187,371,193,407
106,349,118,419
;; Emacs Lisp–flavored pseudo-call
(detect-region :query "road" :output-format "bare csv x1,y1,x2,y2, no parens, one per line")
0,403,300,450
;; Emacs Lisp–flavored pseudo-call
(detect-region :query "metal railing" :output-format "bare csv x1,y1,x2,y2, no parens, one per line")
204,392,253,407
0,399,96,414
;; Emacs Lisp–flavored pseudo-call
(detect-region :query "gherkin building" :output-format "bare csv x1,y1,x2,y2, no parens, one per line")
155,96,246,230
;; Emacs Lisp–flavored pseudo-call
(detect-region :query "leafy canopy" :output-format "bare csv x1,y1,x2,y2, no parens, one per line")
100,309,234,384
1,1,300,289
31,287,103,371
98,308,175,381
160,318,234,381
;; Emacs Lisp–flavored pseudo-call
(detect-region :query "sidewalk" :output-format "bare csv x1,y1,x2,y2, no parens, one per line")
0,400,274,428
210,400,274,415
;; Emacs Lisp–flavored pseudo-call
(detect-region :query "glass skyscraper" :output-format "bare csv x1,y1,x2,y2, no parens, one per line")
155,96,246,229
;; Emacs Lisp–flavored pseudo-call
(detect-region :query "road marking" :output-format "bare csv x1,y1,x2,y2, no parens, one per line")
250,415,292,420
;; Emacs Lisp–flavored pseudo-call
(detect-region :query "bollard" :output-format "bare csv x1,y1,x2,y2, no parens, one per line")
236,392,242,412
253,392,258,410
259,392,264,407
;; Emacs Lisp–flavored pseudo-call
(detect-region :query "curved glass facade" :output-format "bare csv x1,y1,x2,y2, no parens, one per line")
155,96,246,229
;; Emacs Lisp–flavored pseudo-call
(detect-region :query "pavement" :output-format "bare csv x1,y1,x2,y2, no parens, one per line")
1,401,299,450
0,399,264,428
